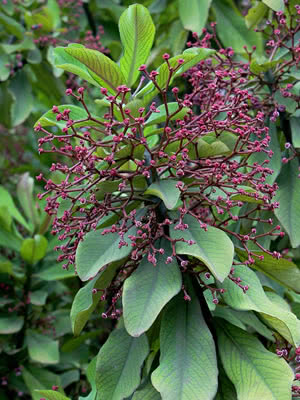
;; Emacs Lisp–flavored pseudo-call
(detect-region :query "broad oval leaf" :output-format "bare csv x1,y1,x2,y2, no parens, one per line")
76,225,136,281
96,327,149,400
170,214,234,282
123,238,182,337
71,261,122,335
119,4,155,87
217,320,294,400
151,283,218,400
274,159,300,248
236,248,300,293
179,0,212,35
144,180,181,210
26,330,59,364
218,265,300,346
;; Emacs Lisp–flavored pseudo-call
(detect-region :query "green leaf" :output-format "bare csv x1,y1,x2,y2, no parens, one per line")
0,51,10,81
0,226,22,251
55,44,125,94
96,327,149,400
1,36,35,55
245,2,268,29
236,248,300,293
34,391,70,400
0,186,30,230
290,117,300,148
119,4,155,87
123,238,182,337
179,0,212,35
35,104,104,130
23,367,62,400
71,261,121,335
132,381,161,400
9,70,33,127
17,173,39,232
0,316,24,334
20,235,48,264
274,159,300,248
170,214,234,282
216,320,294,400
30,290,48,306
213,0,263,54
0,12,25,39
35,263,75,281
145,102,190,126
26,330,59,364
144,180,181,210
198,138,231,158
218,265,300,346
274,91,297,114
151,282,218,400
76,224,136,281
262,0,284,11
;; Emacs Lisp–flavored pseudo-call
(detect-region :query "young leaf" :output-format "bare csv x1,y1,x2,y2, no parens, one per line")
96,327,149,400
151,283,218,400
119,4,155,87
170,214,234,282
245,2,268,29
17,173,39,232
179,0,212,35
71,261,122,335
62,45,125,94
26,330,59,364
236,248,300,293
218,265,300,346
274,159,300,248
76,225,136,281
144,180,181,210
216,320,294,400
20,235,48,265
123,238,182,337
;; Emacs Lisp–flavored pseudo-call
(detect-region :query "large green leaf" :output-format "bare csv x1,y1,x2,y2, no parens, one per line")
71,261,121,335
26,330,59,364
119,4,155,87
76,224,136,281
144,180,181,210
170,214,234,282
274,159,300,248
55,44,125,94
213,0,263,54
217,320,294,400
236,248,300,293
123,239,182,337
218,265,300,346
96,327,149,400
179,0,212,35
151,284,218,400
35,105,104,130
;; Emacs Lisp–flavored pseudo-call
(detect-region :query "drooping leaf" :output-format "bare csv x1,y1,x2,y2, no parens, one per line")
274,158,300,248
119,4,155,87
96,327,149,400
236,248,300,293
151,283,218,400
71,261,122,335
145,102,190,126
144,180,181,210
20,235,48,264
179,0,212,35
26,330,59,364
76,225,136,281
0,316,24,334
170,214,234,282
0,186,30,230
17,173,39,232
123,238,182,337
213,0,263,54
217,320,294,400
55,44,125,94
218,265,300,346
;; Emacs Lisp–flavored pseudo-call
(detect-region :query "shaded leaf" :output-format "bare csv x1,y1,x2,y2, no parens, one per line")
17,173,39,232
0,186,30,230
26,330,59,364
144,180,181,210
0,316,24,334
96,327,149,400
34,391,70,400
145,102,190,126
22,367,62,400
179,0,212,35
123,238,182,337
132,381,161,400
